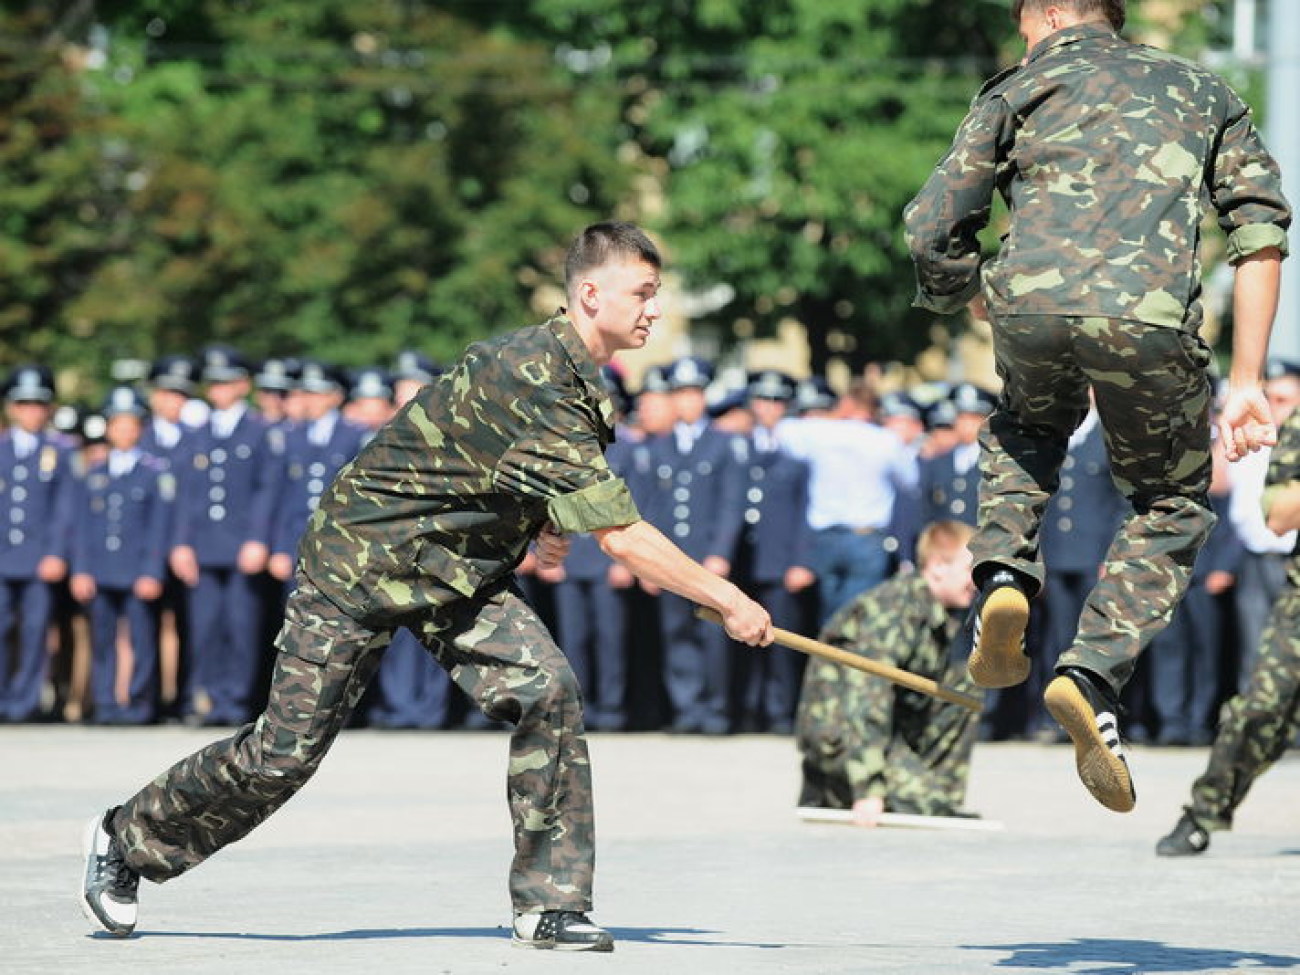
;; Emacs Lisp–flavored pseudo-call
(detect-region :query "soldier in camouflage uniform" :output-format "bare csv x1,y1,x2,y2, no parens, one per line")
796,522,982,824
81,223,773,952
904,0,1290,813
1157,406,1300,856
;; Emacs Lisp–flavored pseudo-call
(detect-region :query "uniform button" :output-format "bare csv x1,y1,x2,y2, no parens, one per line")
952,499,967,515
11,509,24,524
9,529,23,545
211,448,227,463
1060,476,1074,490
657,464,673,480
745,509,761,525
698,462,713,475
673,523,690,539
309,462,326,477
674,505,690,520
11,486,25,502
674,487,690,502
211,469,226,483
108,493,124,507
308,478,324,494
209,504,227,521
747,487,763,503
1063,456,1076,470
14,467,28,482
1059,497,1074,511
106,536,121,552
236,444,252,459
308,496,320,511
1058,517,1073,532
210,487,226,502
954,478,967,492
679,472,693,485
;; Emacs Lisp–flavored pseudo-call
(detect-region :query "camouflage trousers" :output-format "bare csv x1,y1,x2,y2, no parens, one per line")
113,575,595,913
971,315,1216,694
1189,579,1300,831
798,659,980,816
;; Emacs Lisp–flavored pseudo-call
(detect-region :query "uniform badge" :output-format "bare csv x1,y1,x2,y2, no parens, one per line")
159,473,176,502
40,446,57,476
195,453,209,470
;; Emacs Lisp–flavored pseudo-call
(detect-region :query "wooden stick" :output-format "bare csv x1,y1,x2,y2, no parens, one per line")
796,806,1004,832
694,606,983,712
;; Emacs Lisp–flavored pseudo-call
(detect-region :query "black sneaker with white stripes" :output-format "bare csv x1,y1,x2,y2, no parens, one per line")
1044,667,1136,813
1156,810,1211,857
512,910,614,952
967,568,1031,689
81,807,140,937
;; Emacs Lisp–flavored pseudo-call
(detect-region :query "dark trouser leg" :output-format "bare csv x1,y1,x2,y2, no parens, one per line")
415,584,594,913
1189,585,1300,830
114,579,389,882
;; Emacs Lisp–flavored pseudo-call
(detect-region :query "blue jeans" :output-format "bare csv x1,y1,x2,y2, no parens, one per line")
811,527,890,626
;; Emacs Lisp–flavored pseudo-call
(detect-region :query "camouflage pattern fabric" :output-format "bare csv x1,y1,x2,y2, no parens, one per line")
111,315,638,912
300,313,639,626
795,572,981,815
115,575,598,912
1187,409,1300,831
904,23,1290,328
970,315,1216,694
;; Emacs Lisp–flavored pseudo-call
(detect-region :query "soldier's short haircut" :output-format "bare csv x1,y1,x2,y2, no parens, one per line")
1010,0,1125,31
916,520,975,568
565,222,662,294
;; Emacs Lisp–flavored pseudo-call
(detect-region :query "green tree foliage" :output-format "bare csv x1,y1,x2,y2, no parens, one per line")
0,0,632,389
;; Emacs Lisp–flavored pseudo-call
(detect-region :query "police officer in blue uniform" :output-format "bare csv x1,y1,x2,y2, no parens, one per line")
0,366,76,722
880,391,928,571
169,347,281,725
731,370,815,732
140,356,199,465
645,356,746,733
918,383,994,528
69,387,174,724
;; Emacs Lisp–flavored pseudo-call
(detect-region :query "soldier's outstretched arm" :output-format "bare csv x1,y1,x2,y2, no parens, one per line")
593,519,773,646
1220,247,1283,461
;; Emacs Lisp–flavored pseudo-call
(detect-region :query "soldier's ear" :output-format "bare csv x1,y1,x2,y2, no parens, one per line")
578,277,600,314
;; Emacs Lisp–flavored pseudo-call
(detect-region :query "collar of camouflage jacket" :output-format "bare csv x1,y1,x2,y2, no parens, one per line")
546,312,618,439
1026,21,1117,66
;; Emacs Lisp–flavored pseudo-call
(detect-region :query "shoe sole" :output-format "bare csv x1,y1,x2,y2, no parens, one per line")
80,815,136,938
510,936,615,952
968,588,1031,689
1044,676,1136,813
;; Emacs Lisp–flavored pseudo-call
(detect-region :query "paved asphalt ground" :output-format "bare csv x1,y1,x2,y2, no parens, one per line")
2,725,1297,974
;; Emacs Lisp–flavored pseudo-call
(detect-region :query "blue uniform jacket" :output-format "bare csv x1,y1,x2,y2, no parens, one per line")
734,436,813,583
272,416,369,561
71,454,173,588
0,432,75,579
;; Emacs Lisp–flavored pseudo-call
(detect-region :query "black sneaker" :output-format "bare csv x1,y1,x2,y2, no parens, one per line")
512,910,614,952
81,808,140,937
1156,810,1211,857
968,569,1031,689
1044,667,1136,813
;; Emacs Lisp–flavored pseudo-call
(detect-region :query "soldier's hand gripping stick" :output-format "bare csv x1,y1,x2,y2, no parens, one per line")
695,606,983,712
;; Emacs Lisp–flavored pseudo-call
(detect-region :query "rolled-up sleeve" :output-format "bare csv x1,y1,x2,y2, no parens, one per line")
1213,98,1291,264
547,475,640,533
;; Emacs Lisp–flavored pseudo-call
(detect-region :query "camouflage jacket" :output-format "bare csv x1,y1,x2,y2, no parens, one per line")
794,571,970,801
299,314,640,625
1263,408,1300,586
904,23,1291,331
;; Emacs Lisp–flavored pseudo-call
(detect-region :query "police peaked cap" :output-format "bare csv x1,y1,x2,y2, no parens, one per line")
747,370,797,403
297,359,345,394
149,355,198,395
667,356,715,390
255,357,298,393
879,391,923,421
639,364,673,395
392,350,442,384
794,376,836,414
4,364,56,403
101,384,149,418
950,382,996,416
348,366,393,401
201,345,252,383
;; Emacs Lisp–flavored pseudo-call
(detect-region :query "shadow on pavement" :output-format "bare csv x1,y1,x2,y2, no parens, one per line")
110,926,784,948
965,938,1300,972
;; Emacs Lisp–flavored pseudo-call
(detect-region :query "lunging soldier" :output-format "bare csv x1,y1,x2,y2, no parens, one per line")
82,222,773,952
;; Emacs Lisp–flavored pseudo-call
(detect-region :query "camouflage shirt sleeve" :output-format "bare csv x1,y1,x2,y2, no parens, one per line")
1261,408,1300,516
903,82,1017,315
1212,94,1292,264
